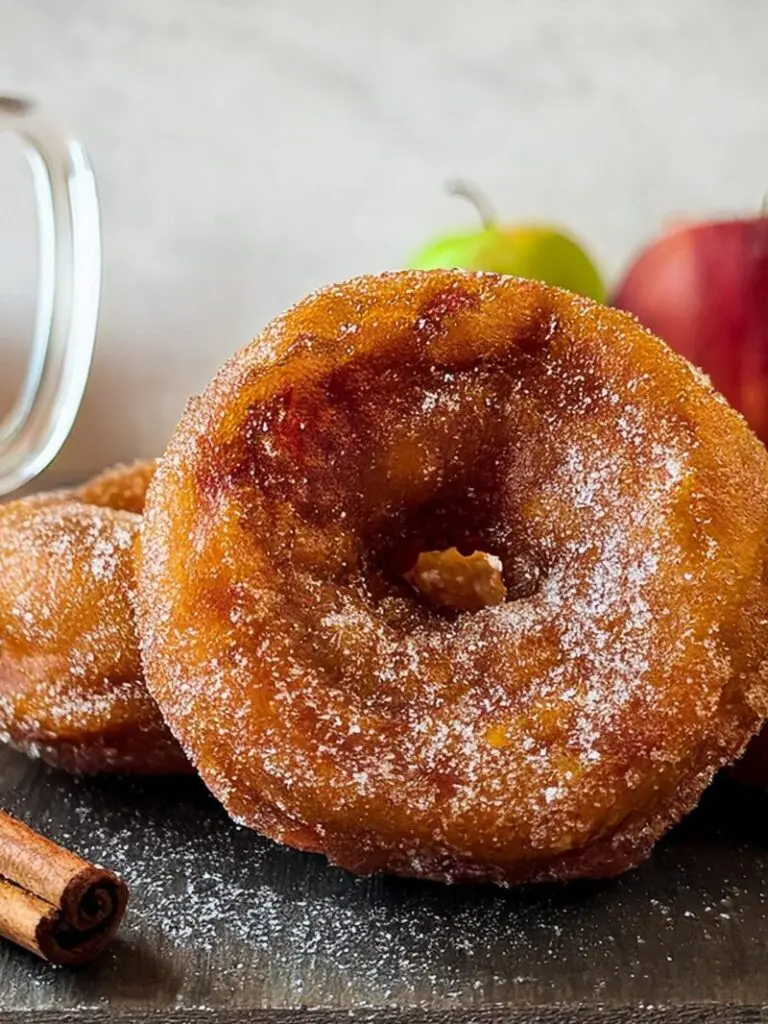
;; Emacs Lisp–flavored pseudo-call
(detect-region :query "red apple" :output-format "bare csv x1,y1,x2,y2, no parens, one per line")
613,217,768,443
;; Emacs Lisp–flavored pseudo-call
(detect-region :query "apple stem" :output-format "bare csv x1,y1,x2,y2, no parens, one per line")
447,180,497,230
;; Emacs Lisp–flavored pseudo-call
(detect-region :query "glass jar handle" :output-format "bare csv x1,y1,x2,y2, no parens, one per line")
0,96,101,497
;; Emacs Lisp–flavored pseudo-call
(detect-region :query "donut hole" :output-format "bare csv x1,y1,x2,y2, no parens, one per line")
365,489,543,615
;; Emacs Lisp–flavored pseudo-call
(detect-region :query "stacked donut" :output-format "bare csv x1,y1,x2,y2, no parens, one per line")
3,270,768,886
0,461,188,774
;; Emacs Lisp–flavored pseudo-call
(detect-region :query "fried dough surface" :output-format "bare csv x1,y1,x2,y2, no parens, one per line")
139,271,768,883
0,461,189,774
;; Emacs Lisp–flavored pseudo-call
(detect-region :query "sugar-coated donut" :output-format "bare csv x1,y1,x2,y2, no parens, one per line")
138,271,768,884
74,459,157,514
0,462,189,774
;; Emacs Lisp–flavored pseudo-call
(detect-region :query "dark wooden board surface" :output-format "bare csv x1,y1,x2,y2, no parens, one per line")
2,746,768,1023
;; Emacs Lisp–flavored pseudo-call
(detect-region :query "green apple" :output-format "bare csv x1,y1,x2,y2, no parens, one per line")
408,183,606,303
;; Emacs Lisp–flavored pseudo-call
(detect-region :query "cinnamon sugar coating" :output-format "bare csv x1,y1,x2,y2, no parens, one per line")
74,459,157,514
139,271,768,884
0,462,189,774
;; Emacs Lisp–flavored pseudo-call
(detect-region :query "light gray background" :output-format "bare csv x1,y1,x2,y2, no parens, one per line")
1,0,767,482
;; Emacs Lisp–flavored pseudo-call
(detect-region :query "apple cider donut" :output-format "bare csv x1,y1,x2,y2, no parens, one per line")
0,461,189,774
139,271,768,884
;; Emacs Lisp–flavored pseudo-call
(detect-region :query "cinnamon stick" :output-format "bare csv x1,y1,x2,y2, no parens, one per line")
0,809,128,965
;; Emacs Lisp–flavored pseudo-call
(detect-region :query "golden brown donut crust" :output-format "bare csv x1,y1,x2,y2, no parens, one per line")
139,271,768,884
0,461,189,774
73,459,157,514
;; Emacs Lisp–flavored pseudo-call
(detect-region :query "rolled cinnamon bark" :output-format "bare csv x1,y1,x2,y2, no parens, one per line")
0,809,128,965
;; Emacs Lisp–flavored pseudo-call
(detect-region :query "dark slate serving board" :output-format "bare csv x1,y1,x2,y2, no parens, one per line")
1,745,768,1023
